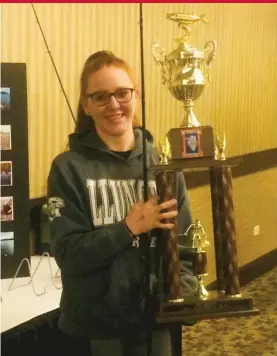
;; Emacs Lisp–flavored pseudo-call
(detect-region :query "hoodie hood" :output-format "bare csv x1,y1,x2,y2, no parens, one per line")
68,127,155,160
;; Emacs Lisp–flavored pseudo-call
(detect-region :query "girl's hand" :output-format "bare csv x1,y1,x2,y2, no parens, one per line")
125,196,178,236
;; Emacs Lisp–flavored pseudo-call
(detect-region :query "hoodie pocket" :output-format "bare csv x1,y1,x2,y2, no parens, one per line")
104,248,145,324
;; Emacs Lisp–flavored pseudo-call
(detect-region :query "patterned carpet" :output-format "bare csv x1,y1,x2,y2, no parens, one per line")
182,267,277,356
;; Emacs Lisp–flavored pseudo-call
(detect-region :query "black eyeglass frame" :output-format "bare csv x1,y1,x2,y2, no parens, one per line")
86,88,135,107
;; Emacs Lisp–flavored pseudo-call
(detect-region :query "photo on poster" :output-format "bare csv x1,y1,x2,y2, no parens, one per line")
0,88,11,111
0,196,14,221
0,231,14,257
0,161,13,186
0,125,12,150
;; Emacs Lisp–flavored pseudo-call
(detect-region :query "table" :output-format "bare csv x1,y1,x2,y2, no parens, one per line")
1,255,62,333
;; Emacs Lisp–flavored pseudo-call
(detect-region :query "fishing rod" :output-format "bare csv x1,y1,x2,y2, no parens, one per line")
139,3,153,356
31,3,76,124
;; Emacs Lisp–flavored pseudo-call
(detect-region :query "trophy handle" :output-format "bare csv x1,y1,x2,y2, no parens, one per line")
152,42,171,86
204,40,217,84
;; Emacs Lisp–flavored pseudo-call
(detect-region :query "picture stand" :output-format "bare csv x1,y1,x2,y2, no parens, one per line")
8,257,46,296
30,252,62,290
8,253,62,296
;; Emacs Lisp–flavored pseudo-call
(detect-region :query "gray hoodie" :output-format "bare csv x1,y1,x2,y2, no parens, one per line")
47,127,198,338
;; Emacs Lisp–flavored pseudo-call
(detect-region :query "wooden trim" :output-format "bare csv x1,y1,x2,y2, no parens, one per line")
186,148,277,190
207,248,277,290
232,148,277,178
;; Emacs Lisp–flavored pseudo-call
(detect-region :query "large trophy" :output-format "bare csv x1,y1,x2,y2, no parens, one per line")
150,13,259,324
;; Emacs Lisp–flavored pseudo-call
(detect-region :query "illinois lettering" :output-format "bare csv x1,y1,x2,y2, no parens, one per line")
87,178,157,227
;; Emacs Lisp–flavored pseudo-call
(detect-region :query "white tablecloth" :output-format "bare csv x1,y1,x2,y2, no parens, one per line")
1,255,62,333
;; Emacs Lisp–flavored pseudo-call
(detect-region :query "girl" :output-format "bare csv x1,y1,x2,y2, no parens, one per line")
48,51,198,356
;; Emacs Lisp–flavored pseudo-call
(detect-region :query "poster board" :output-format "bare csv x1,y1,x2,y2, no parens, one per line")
1,63,30,278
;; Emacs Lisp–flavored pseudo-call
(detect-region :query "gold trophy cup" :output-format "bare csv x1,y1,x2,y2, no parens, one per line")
152,13,217,160
152,13,217,128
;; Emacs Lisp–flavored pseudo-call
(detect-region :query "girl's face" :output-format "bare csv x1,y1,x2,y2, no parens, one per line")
83,66,137,140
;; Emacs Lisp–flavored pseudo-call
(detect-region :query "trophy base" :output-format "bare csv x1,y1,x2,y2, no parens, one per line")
156,290,259,325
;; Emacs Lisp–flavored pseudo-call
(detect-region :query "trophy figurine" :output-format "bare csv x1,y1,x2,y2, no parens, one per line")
185,218,210,249
182,219,210,298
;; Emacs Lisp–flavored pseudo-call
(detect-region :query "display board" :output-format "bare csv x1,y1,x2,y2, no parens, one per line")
1,63,30,278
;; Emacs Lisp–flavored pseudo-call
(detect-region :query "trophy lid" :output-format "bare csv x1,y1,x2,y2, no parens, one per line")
164,13,209,62
180,48,204,59
166,42,204,62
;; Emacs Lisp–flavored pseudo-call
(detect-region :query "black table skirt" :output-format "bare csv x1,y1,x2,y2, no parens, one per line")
1,309,182,356
1,309,90,356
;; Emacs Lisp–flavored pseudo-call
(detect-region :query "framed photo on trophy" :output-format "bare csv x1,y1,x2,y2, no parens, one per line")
181,128,204,158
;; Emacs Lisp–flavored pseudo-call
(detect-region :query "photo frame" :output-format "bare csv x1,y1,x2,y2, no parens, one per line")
181,128,204,158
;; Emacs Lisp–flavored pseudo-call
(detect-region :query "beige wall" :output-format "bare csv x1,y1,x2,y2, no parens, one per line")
1,3,277,198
